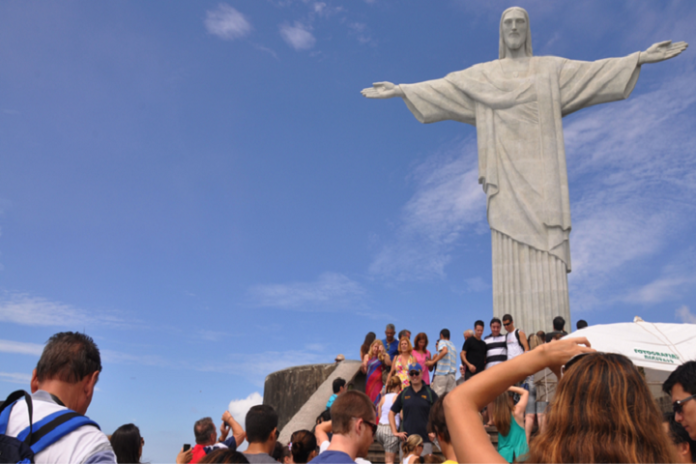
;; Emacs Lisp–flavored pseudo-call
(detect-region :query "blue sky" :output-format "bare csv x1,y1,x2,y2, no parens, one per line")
1,1,695,462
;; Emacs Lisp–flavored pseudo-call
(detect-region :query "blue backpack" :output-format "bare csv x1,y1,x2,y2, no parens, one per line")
0,390,99,464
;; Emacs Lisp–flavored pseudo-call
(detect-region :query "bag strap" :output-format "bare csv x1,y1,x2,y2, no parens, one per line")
514,329,524,350
0,390,34,442
27,412,99,455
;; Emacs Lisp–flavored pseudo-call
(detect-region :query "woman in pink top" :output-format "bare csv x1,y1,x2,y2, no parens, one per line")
412,332,433,385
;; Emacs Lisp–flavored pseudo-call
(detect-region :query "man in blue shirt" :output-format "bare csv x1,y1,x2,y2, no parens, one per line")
310,391,376,464
382,324,398,361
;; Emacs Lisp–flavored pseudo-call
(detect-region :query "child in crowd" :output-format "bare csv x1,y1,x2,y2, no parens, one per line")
401,435,423,464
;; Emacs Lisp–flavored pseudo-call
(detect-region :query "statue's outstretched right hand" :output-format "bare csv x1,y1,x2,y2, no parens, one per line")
361,81,403,99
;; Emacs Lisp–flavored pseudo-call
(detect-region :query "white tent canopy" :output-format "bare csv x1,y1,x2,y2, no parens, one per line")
562,317,696,398
564,317,696,371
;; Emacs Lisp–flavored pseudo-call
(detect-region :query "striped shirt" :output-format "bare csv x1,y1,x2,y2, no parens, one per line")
484,334,507,369
434,339,457,376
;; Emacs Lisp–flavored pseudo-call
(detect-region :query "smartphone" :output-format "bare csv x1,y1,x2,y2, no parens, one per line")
183,444,191,452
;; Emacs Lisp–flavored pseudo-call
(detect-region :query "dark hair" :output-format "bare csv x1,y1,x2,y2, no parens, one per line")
440,329,450,339
398,329,410,340
428,394,450,444
664,412,696,462
36,332,102,383
502,314,512,323
245,405,278,443
110,423,142,464
290,430,317,463
552,316,565,331
413,333,429,351
330,391,374,434
576,320,588,330
194,417,216,445
663,360,696,396
198,449,250,464
332,378,346,394
271,441,287,462
536,330,545,340
474,320,485,329
490,318,501,326
315,408,331,425
360,332,376,357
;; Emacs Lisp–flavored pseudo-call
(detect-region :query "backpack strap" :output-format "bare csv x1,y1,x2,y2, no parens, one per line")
514,329,524,350
15,409,99,455
29,413,99,455
0,390,34,442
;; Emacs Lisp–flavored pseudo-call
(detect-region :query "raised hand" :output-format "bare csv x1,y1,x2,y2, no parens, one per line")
639,40,688,64
360,81,404,99
540,337,594,378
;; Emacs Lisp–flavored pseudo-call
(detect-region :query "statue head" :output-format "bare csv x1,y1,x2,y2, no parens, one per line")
499,7,533,59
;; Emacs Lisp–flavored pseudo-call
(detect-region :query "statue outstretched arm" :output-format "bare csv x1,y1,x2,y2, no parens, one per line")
360,81,405,99
638,40,688,65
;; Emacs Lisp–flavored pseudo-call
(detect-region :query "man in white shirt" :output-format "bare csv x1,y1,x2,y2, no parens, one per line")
502,314,529,361
3,331,116,464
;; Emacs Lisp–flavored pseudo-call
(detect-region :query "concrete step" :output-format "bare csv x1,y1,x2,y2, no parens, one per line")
366,426,498,463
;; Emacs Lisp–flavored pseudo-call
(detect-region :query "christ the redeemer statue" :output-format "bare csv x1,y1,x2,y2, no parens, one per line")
361,7,687,334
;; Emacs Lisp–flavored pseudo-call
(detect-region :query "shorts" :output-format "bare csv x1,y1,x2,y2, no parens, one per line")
375,424,400,453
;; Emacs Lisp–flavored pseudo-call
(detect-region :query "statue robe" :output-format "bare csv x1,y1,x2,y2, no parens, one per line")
399,53,641,332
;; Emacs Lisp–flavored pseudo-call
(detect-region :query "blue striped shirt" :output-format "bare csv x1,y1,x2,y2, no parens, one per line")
434,339,457,376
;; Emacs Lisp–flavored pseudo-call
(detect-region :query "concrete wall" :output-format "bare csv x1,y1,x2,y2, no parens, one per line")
263,363,337,432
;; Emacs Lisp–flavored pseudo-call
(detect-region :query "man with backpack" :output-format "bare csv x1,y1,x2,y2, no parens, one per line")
388,363,438,455
0,332,116,463
502,314,529,361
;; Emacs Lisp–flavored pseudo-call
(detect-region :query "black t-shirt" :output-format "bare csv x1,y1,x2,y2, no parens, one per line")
390,385,438,443
462,337,487,374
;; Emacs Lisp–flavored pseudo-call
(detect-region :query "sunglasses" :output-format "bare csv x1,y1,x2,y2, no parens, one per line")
560,352,590,377
355,417,378,437
503,322,511,327
673,394,696,414
409,371,421,376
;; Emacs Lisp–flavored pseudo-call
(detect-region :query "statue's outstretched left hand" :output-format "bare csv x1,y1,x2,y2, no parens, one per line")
639,40,688,64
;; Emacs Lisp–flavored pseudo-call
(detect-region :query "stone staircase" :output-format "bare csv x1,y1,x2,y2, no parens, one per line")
365,426,499,463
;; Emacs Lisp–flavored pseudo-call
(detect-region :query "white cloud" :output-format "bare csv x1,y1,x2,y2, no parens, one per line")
197,349,328,387
0,291,130,328
676,305,696,324
228,392,263,424
0,339,43,356
205,4,252,40
624,276,695,304
279,22,316,50
348,22,374,45
248,272,365,310
369,141,487,281
101,350,169,367
0,372,31,385
565,71,696,310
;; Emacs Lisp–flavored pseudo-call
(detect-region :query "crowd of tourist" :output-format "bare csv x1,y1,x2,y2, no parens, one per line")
1,326,695,464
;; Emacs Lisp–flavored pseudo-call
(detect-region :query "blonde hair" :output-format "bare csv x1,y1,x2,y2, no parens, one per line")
401,434,423,456
386,376,402,394
369,339,388,363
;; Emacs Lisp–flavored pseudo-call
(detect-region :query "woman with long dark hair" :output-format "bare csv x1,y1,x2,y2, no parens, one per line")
111,423,144,464
359,332,377,360
443,338,678,463
490,387,528,463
